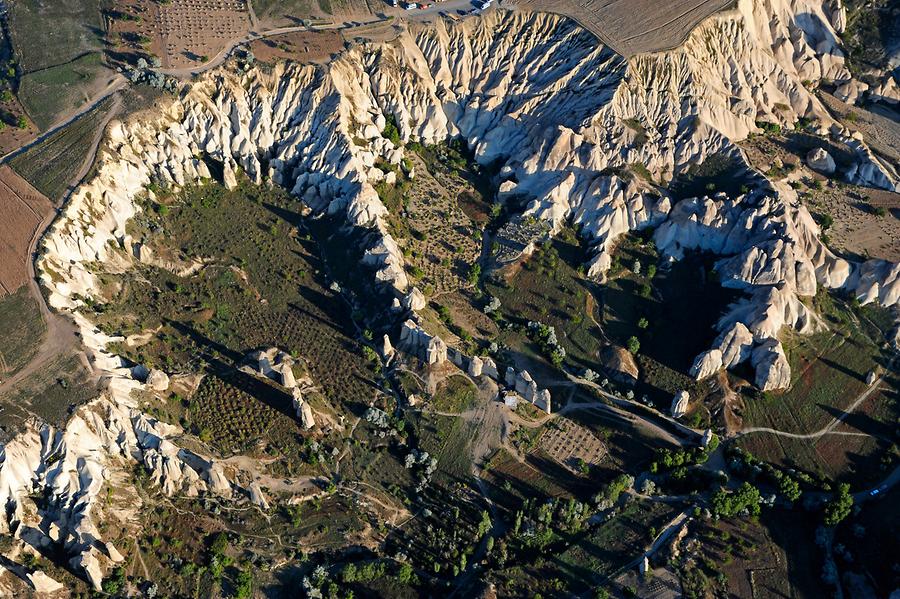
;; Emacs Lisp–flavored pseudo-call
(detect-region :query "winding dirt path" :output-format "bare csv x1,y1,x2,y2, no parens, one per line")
735,354,896,441
0,95,124,400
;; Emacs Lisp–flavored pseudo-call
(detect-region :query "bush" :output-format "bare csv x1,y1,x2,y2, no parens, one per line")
711,482,761,517
823,483,853,527
779,476,802,502
627,336,640,355
382,114,401,145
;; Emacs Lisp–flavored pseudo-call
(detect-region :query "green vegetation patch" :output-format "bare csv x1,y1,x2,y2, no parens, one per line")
485,227,604,371
18,52,109,130
92,178,381,459
430,375,478,414
0,286,45,377
556,499,676,581
9,95,115,200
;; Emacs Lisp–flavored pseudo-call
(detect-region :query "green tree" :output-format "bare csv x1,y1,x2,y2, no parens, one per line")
382,115,401,145
397,562,414,584
711,482,761,517
823,483,853,527
778,476,802,502
234,569,253,599
626,336,640,355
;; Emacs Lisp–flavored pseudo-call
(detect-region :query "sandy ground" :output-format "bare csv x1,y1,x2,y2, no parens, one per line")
509,0,734,57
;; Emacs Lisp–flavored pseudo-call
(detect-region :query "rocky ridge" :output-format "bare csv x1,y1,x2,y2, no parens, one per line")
0,0,897,589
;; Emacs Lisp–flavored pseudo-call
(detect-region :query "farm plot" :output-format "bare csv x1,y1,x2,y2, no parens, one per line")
17,53,113,131
0,165,53,294
482,448,573,506
553,500,678,586
107,0,251,69
539,417,607,474
8,95,117,200
513,0,733,57
0,286,44,377
8,0,113,130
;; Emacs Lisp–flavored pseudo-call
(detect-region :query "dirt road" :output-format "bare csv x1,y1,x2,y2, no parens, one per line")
734,357,894,441
0,94,123,399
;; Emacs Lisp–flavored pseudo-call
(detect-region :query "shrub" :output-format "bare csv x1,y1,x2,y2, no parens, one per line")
823,483,853,527
711,482,761,517
627,336,640,355
382,114,401,145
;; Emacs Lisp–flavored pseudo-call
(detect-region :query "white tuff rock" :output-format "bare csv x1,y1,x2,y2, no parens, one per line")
806,148,836,174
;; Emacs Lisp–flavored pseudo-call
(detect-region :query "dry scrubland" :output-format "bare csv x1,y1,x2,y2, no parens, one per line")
248,30,344,64
741,122,900,262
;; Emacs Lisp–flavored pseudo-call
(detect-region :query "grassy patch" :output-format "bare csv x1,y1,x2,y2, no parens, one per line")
431,375,478,414
411,413,475,483
9,94,115,200
0,286,45,377
485,227,603,372
18,52,109,130
8,0,105,72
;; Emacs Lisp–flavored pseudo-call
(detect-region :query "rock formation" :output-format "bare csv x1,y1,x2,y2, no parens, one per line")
670,391,690,418
600,345,639,385
806,148,836,174
6,0,899,588
292,388,316,430
399,320,448,365
243,347,298,389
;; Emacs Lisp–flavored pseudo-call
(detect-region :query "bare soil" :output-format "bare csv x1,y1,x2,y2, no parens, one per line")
0,166,54,295
249,30,344,64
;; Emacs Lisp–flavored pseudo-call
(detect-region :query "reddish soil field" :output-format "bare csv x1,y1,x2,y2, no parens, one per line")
0,96,38,155
0,166,53,295
249,30,344,65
